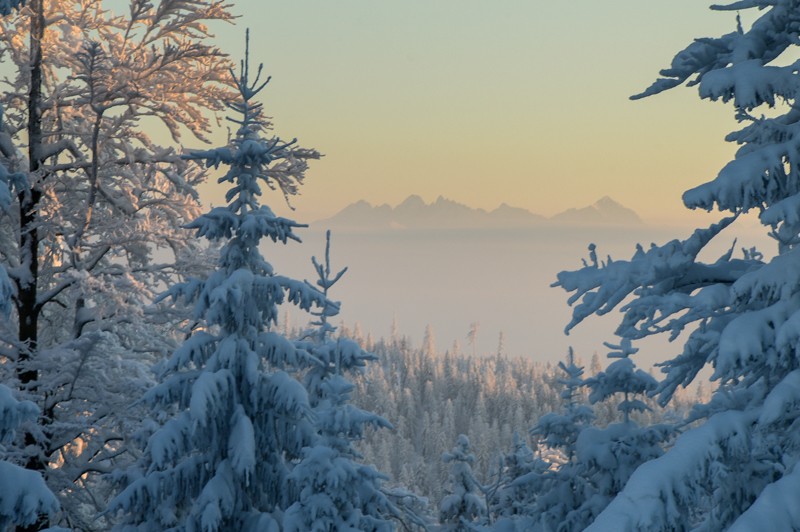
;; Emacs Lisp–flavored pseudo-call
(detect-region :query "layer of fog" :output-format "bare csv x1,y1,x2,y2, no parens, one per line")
266,218,773,369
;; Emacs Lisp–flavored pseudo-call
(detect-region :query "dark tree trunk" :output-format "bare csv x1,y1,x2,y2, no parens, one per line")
17,1,49,530
17,0,44,388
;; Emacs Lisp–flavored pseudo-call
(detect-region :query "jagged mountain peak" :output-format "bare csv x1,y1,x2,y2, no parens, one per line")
552,196,642,225
316,195,642,230
396,194,426,209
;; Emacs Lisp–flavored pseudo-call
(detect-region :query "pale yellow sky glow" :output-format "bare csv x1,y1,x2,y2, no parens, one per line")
200,1,745,225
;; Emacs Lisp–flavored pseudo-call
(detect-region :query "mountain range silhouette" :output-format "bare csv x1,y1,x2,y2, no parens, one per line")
313,195,642,230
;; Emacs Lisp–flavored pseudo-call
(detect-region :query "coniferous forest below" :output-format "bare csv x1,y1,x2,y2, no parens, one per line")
342,328,703,511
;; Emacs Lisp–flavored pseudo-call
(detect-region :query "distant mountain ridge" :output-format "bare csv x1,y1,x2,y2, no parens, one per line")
314,195,642,230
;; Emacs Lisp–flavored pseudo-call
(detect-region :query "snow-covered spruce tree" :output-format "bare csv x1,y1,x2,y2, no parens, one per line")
283,231,400,531
0,384,57,529
488,431,546,530
0,127,58,529
583,339,657,425
555,2,800,529
520,349,595,531
0,0,22,16
509,343,670,531
0,1,232,527
108,36,325,530
439,434,487,531
566,340,670,528
530,348,593,463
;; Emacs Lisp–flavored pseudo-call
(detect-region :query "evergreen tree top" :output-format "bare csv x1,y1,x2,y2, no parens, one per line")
186,30,319,213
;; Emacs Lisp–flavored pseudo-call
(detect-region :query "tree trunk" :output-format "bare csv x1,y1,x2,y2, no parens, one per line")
17,0,48,530
18,0,44,386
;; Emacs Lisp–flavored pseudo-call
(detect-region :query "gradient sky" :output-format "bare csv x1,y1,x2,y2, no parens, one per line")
201,1,745,224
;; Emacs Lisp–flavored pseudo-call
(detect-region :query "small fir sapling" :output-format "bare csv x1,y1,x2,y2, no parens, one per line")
530,347,594,461
283,231,399,531
574,340,669,522
489,431,547,524
583,339,657,424
523,349,595,532
439,434,488,531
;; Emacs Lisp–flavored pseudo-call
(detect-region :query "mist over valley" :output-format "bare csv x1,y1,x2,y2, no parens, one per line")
271,196,771,367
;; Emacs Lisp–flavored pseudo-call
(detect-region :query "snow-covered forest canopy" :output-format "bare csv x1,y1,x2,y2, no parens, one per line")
0,0,799,531
341,329,700,512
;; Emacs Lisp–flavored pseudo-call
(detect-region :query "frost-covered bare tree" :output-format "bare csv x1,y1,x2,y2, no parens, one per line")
0,1,233,528
555,1,800,529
